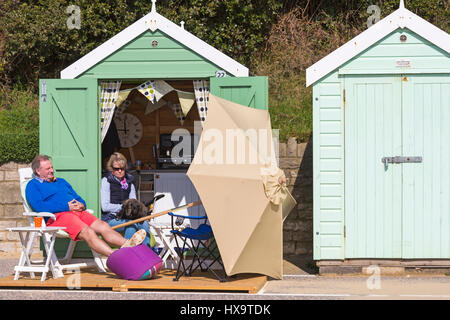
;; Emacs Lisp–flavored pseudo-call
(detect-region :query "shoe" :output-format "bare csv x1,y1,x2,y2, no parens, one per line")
121,229,147,248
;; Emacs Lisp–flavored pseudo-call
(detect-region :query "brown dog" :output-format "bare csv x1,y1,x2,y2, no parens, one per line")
117,199,148,220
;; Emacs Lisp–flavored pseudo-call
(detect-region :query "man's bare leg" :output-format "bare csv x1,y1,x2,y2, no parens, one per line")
89,219,127,248
77,226,116,257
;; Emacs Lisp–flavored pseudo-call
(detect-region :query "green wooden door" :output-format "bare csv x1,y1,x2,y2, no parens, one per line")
344,75,403,258
210,76,268,110
345,74,450,259
39,79,100,257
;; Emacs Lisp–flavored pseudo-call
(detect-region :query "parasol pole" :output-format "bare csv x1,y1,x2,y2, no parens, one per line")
111,200,202,230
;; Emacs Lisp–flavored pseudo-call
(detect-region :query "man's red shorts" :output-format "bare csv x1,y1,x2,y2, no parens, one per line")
47,211,98,241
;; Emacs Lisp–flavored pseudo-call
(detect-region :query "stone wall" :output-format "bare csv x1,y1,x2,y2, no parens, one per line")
0,162,37,256
279,137,313,257
0,138,313,257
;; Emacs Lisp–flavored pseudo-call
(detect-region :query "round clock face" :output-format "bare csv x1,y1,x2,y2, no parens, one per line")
113,113,143,148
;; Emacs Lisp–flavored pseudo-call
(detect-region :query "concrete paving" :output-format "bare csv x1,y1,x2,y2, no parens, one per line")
1,254,450,300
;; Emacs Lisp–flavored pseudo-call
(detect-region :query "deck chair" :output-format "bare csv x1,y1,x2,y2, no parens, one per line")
168,212,227,282
18,168,106,278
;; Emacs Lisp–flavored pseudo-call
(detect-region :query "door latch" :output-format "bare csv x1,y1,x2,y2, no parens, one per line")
381,156,423,164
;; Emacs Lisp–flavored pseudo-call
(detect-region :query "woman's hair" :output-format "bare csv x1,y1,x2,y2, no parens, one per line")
106,152,128,171
31,154,51,175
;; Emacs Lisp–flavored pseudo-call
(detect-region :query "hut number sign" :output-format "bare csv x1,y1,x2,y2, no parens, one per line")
215,70,227,77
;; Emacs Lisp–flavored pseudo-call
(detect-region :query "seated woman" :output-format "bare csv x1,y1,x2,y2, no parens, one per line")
101,152,155,248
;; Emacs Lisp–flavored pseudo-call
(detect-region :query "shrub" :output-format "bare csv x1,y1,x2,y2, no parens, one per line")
0,84,39,165
253,8,362,142
0,0,282,88
0,0,141,88
252,0,448,142
158,0,282,67
0,132,38,164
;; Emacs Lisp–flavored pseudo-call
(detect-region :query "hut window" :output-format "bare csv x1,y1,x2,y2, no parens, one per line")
151,40,158,47
400,34,407,42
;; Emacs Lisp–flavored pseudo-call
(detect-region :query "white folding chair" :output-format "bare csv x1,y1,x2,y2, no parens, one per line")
18,168,106,279
149,223,181,269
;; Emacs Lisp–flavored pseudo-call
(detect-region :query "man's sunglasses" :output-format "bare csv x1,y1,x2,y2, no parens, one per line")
112,167,125,171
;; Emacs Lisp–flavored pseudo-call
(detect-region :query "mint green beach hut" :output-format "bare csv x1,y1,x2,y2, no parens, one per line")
38,1,267,256
306,1,450,270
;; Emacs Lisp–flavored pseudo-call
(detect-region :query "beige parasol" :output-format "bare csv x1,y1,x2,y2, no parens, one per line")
187,94,296,279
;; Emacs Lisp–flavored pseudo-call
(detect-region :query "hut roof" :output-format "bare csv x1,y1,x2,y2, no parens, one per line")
61,0,248,79
306,0,450,86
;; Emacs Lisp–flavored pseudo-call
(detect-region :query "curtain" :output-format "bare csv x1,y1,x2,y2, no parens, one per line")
100,81,122,143
193,80,210,126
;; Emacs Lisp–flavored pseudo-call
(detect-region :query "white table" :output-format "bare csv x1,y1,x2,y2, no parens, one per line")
7,226,66,281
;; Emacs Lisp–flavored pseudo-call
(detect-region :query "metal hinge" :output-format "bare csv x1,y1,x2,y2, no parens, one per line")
343,89,346,105
344,226,346,238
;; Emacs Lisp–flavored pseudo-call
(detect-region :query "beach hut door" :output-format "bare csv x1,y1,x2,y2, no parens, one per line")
344,74,450,259
210,76,268,110
38,79,100,216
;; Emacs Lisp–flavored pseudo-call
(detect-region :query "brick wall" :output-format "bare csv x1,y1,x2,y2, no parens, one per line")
0,138,313,257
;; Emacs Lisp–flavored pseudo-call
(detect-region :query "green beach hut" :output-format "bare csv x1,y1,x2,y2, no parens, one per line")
307,1,450,271
38,0,267,256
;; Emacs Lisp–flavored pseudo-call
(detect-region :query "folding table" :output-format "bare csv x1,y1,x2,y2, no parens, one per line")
7,226,67,281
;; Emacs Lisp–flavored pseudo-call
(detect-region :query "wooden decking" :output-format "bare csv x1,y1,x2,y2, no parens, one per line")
0,268,267,293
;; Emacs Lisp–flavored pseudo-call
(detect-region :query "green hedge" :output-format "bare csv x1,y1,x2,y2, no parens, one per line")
0,131,38,164
0,85,39,165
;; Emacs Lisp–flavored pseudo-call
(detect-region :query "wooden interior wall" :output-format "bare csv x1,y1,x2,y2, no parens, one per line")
110,80,200,168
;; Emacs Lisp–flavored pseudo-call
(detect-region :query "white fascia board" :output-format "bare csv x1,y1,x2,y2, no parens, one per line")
306,8,450,87
61,12,248,79
404,10,450,54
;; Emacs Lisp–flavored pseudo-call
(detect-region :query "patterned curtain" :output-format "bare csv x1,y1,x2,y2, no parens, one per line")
193,80,210,126
100,81,122,143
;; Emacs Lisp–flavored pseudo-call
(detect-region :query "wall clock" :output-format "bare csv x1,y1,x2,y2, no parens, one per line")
114,112,143,148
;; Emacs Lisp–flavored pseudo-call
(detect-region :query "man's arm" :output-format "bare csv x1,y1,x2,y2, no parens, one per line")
61,178,86,208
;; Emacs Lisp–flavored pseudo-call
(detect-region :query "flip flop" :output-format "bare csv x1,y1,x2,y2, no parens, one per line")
121,229,147,248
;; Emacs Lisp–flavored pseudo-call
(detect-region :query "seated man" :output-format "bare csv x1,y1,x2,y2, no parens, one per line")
25,154,146,257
